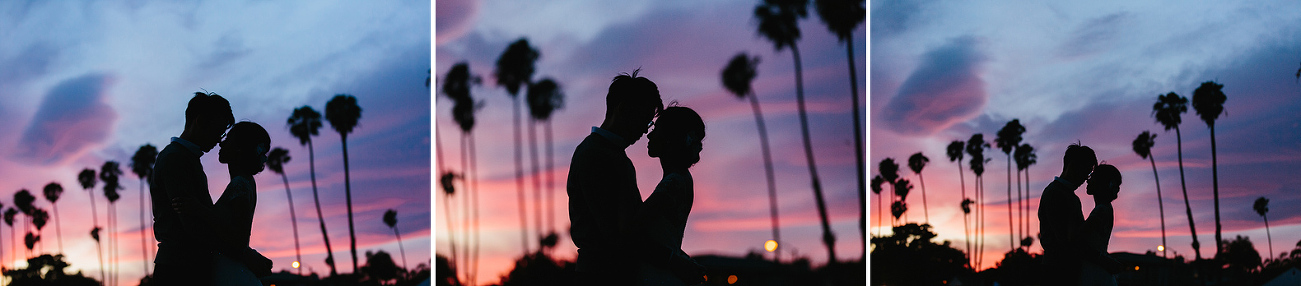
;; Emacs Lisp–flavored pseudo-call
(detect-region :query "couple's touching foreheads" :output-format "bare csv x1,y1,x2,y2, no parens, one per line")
152,92,274,285
1038,143,1126,285
567,69,709,285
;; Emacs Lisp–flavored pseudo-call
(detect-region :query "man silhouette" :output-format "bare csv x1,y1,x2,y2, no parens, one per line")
1038,143,1121,285
151,92,233,285
568,70,702,285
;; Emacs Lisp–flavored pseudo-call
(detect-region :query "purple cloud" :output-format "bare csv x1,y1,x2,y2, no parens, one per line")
879,36,988,136
13,73,118,166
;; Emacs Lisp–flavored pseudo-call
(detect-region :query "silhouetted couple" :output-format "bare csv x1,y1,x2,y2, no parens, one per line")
568,70,708,285
151,92,274,285
1038,144,1125,285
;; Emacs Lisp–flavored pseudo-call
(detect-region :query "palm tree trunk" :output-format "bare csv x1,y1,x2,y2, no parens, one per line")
1175,127,1201,260
790,44,836,264
394,227,407,271
469,133,482,286
1210,125,1221,256
957,162,969,265
441,189,458,280
513,97,530,256
89,190,105,282
845,30,867,262
545,120,556,239
341,134,359,274
307,140,338,276
1006,155,1014,250
1264,213,1273,259
55,201,64,256
920,172,929,226
281,174,304,276
978,175,986,269
748,94,782,262
460,133,471,281
1015,167,1023,249
138,181,147,275
529,117,543,248
1148,156,1167,258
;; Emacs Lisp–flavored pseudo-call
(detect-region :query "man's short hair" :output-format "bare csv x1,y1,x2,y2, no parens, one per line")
606,69,664,120
1062,143,1097,174
185,92,235,132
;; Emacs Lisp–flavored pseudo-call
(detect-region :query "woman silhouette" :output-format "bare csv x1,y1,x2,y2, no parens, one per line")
1080,164,1122,285
637,105,706,285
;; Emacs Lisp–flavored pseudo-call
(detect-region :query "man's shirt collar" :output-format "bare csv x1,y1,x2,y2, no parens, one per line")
1054,176,1082,190
591,126,628,147
171,137,205,156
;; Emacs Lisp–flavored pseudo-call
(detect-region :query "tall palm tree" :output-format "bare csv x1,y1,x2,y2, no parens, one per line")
813,0,866,240
1133,131,1168,258
494,38,540,256
78,168,106,282
870,175,884,236
130,143,157,275
892,179,912,223
878,158,900,226
14,189,35,256
3,208,14,264
947,141,968,244
527,78,564,244
267,147,304,276
1254,197,1273,259
907,152,930,224
1192,81,1227,256
966,134,989,268
960,198,974,267
995,119,1025,249
755,0,836,264
325,94,363,273
1153,91,1201,260
722,53,785,259
100,161,123,286
41,183,63,255
383,209,407,272
444,61,483,285
288,105,337,276
1014,143,1037,247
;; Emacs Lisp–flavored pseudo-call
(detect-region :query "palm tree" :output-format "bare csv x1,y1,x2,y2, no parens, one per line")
267,147,304,276
31,208,48,253
813,0,866,242
966,134,989,268
527,78,564,245
1014,143,1037,247
960,198,974,267
130,143,156,275
444,61,483,284
1133,131,1168,258
1254,197,1273,258
494,38,540,255
383,209,407,272
1153,91,1201,260
722,53,785,259
892,179,912,223
995,119,1025,250
870,175,885,236
325,94,363,273
437,172,461,281
755,0,836,264
100,161,123,285
14,189,35,256
947,141,968,250
1192,81,1227,256
77,168,106,282
4,208,14,264
877,158,900,226
40,183,63,255
907,152,930,224
288,105,337,276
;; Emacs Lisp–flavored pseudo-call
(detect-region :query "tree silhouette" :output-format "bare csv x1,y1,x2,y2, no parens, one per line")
870,175,885,236
892,179,912,222
41,183,64,256
288,105,337,276
437,172,461,283
77,168,106,282
526,77,564,250
266,147,304,276
14,189,35,258
100,161,122,285
722,52,785,260
1192,81,1227,256
444,61,484,285
907,152,930,224
947,141,969,258
878,158,900,226
495,38,540,256
1255,197,1273,259
813,0,866,249
755,0,836,264
383,209,407,272
3,254,101,286
1153,91,1201,260
961,198,974,267
325,93,363,273
1014,143,1037,249
4,208,14,265
966,134,990,269
870,223,969,285
1133,131,1168,258
361,250,401,284
129,143,156,275
995,119,1025,250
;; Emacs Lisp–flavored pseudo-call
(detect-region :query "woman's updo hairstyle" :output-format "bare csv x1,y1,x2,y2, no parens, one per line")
221,121,272,175
655,104,705,167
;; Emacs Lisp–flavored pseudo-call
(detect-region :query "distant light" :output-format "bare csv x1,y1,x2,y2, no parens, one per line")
943,280,948,285
293,261,301,269
1134,266,1140,271
703,275,708,282
728,275,738,284
765,240,778,252
1158,245,1165,252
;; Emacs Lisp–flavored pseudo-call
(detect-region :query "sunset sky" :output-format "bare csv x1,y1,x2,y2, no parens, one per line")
0,1,431,285
436,0,865,284
872,0,1301,270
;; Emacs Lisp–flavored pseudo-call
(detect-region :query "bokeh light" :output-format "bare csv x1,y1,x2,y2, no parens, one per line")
764,240,778,252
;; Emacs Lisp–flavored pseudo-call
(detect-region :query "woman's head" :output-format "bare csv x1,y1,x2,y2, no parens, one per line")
219,121,271,175
1086,163,1122,201
647,105,705,168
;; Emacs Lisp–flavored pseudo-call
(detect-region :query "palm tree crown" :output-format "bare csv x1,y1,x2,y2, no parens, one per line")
526,79,564,121
288,106,323,145
78,169,97,191
907,153,928,175
722,53,760,98
754,0,809,51
1133,132,1155,159
130,144,158,180
813,0,865,43
1153,92,1187,130
494,38,540,97
326,94,363,137
268,148,290,175
42,183,62,205
1192,81,1226,126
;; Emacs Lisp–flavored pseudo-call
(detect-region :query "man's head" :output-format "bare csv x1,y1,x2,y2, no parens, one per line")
183,92,235,152
602,69,664,144
1087,164,1122,203
1061,143,1097,183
